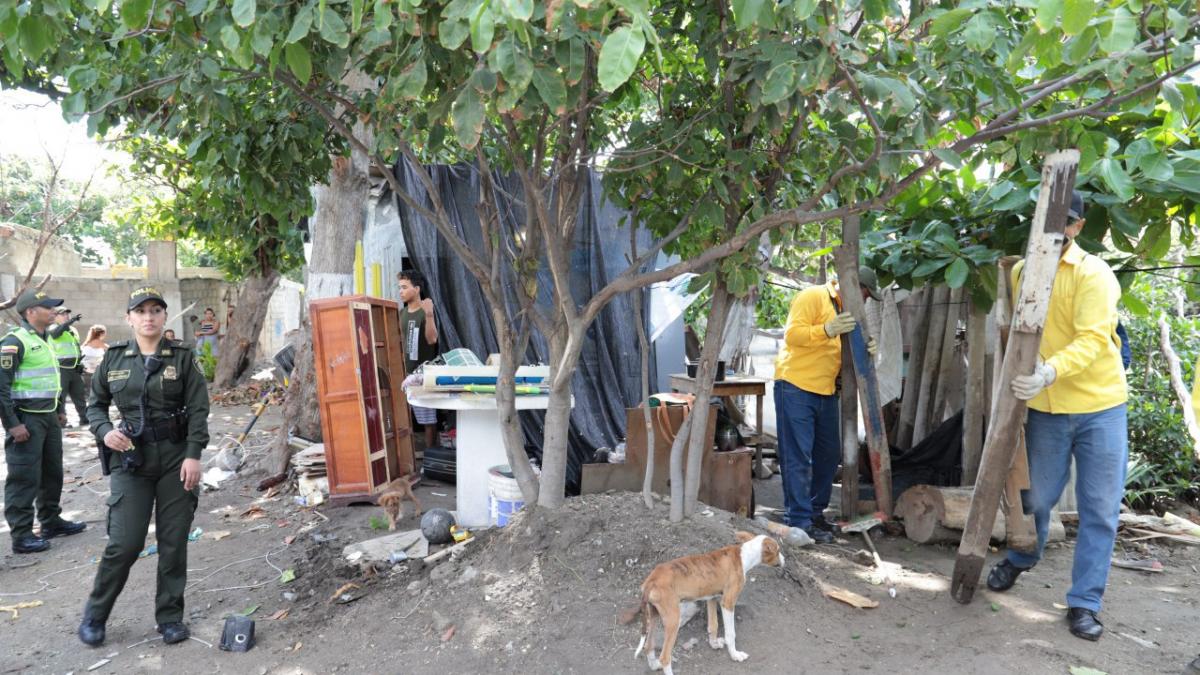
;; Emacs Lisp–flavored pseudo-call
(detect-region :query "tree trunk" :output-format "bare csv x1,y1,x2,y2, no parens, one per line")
538,326,583,509
681,279,733,519
213,268,280,390
1158,316,1200,455
668,413,694,522
895,484,1063,545
895,286,931,448
271,150,368,474
494,309,540,504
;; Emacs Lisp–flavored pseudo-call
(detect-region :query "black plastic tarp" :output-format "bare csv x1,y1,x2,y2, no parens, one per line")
389,160,654,495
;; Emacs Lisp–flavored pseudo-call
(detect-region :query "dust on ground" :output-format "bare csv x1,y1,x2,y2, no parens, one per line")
2,402,1199,674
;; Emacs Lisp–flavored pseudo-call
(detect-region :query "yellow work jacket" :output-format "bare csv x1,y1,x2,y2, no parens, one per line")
774,281,842,395
1013,242,1127,414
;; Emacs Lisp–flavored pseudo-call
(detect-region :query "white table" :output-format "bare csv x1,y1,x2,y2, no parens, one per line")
407,393,566,528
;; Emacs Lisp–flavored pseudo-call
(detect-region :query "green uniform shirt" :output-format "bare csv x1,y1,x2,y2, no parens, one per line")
86,338,210,461
0,321,65,428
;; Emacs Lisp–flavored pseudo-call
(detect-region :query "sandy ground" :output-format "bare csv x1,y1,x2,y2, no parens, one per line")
2,402,1199,675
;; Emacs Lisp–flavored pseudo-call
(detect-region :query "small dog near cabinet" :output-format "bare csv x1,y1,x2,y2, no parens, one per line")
377,475,422,530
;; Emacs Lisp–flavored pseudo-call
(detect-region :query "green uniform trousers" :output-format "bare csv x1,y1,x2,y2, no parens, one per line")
59,367,87,420
85,441,198,625
3,411,63,539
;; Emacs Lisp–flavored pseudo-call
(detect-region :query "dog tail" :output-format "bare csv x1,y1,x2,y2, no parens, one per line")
633,598,655,659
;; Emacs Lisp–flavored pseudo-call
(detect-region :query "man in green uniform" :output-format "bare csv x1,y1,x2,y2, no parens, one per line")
49,307,88,426
79,287,209,647
1,289,86,554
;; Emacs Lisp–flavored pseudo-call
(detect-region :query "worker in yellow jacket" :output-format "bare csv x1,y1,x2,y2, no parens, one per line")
773,269,879,544
985,190,1127,643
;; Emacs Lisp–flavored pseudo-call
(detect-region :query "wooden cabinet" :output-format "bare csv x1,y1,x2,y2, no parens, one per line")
310,295,416,506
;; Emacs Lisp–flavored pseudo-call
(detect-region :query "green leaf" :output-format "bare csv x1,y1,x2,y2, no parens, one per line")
286,5,314,43
1097,158,1134,201
913,257,950,279
452,85,485,149
933,148,964,169
1121,291,1149,317
119,0,153,28
319,7,349,47
732,0,767,30
232,0,257,28
1035,0,1061,33
597,26,645,93
945,258,970,288
793,0,817,20
760,62,796,106
928,9,972,38
963,12,995,52
1060,0,1093,36
532,67,567,113
374,0,392,30
279,568,296,584
351,0,364,31
285,43,313,84
502,0,533,21
1098,8,1135,53
498,39,533,93
469,1,495,53
220,24,241,53
394,57,427,99
237,605,260,617
1065,26,1098,64
557,38,585,85
1136,153,1174,182
17,16,53,61
438,19,469,50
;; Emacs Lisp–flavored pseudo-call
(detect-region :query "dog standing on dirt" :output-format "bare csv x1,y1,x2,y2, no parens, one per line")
377,475,422,530
626,531,783,674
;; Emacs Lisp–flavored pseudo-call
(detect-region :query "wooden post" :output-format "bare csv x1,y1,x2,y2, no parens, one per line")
834,215,893,517
931,287,964,427
912,285,949,445
962,299,987,484
895,286,931,449
950,149,1078,604
840,337,860,519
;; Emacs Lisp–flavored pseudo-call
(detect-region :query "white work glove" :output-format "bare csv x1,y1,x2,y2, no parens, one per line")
867,337,878,356
1012,360,1056,400
824,312,857,338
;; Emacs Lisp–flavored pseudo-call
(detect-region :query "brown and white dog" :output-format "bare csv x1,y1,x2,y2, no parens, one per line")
377,474,422,531
630,531,783,674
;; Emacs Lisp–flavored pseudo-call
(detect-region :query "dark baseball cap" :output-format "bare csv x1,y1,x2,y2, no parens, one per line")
127,286,168,311
15,289,64,313
1068,190,1084,220
858,267,882,301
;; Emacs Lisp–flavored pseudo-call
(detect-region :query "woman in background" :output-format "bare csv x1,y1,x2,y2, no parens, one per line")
80,325,108,394
193,308,219,357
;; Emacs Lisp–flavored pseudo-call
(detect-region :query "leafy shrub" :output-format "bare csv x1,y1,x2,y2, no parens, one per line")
197,341,217,382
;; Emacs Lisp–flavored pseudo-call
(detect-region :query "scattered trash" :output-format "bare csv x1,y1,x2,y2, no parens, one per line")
86,658,111,671
328,583,361,605
188,527,203,542
297,475,329,506
256,473,288,491
1111,557,1164,572
269,609,290,621
138,544,158,558
237,605,259,617
430,492,447,497
1116,632,1157,648
0,600,43,620
450,525,471,543
389,551,409,564
990,602,1000,612
206,530,232,541
311,532,338,544
823,586,878,609
241,505,267,520
682,637,699,650
1068,667,1107,675
440,625,456,642
219,615,256,652
421,509,456,545
201,467,236,491
342,530,428,564
279,569,296,584
283,535,296,545
888,587,897,598
1053,602,1068,610
754,516,814,547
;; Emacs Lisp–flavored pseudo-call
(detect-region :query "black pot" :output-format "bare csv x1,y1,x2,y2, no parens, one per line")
685,360,726,381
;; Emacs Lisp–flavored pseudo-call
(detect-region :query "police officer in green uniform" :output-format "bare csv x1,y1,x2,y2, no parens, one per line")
50,307,88,426
78,287,209,648
1,289,87,554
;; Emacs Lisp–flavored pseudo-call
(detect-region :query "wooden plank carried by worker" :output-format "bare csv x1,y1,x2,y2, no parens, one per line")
839,332,860,520
833,215,893,518
950,149,1079,604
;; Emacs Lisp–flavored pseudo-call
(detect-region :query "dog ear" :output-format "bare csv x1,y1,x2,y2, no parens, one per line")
734,530,755,543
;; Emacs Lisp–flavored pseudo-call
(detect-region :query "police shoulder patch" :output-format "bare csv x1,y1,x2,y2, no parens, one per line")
0,354,12,370
108,369,131,382
0,345,18,354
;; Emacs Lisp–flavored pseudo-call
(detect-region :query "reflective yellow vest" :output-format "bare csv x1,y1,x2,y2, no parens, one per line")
7,327,61,413
50,330,80,369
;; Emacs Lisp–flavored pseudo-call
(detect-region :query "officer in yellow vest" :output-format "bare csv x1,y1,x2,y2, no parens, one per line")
50,307,87,426
1,289,86,554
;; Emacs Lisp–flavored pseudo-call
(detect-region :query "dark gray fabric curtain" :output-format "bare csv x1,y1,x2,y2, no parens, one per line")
389,159,653,495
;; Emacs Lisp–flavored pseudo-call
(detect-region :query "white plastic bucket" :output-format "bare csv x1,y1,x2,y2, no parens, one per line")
488,465,525,527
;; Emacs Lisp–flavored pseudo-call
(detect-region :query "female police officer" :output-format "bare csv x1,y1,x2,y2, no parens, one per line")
78,287,209,647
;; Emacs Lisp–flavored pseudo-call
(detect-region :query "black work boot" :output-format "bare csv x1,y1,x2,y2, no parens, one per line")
157,622,190,644
804,525,834,544
41,518,87,538
812,515,841,534
986,559,1029,592
1066,607,1103,641
12,534,50,554
78,613,106,647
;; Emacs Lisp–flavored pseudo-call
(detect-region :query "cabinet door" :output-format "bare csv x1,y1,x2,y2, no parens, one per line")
352,303,390,489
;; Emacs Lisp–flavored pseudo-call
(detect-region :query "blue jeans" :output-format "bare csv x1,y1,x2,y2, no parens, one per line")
773,380,840,529
1006,404,1128,612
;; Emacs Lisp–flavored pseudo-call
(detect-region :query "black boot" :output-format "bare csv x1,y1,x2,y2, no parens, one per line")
41,518,86,538
986,559,1029,592
78,614,106,647
812,515,841,534
157,622,190,644
803,525,834,544
12,534,50,554
1067,607,1103,641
